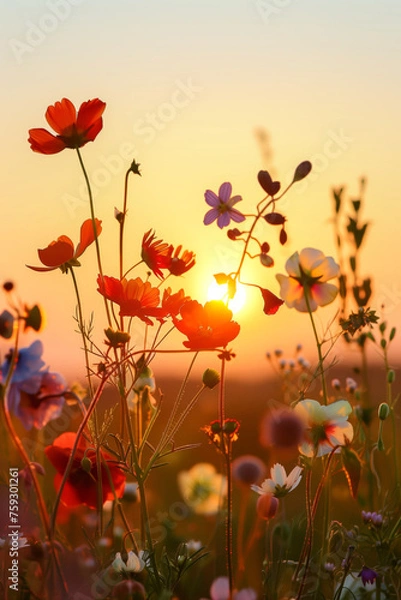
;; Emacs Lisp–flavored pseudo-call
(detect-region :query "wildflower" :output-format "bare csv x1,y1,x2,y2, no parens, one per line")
232,455,266,487
204,182,246,229
178,463,226,515
1,341,67,430
97,275,160,325
112,550,145,573
345,377,358,393
276,247,340,312
173,300,240,350
251,464,303,498
359,566,378,586
167,245,196,275
158,287,191,321
207,576,257,600
141,230,172,279
45,432,126,508
294,399,354,457
260,408,305,449
28,219,102,273
28,97,106,154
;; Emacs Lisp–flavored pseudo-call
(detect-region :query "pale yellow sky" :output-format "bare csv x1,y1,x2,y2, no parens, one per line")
1,0,400,381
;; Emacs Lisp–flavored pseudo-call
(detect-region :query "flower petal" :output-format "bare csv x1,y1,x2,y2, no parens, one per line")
45,98,77,134
204,189,220,208
75,218,102,259
37,236,74,268
218,182,232,203
28,128,66,154
203,208,219,225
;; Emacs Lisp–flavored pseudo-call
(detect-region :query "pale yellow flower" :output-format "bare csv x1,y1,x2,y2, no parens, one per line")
178,463,227,515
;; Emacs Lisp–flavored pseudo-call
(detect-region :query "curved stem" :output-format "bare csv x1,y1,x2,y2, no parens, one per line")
76,148,112,327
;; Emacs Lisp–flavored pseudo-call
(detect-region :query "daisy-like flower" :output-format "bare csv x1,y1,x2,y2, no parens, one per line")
112,550,145,574
178,463,226,515
251,463,303,498
173,300,240,350
141,230,172,279
28,97,106,154
294,399,354,457
167,245,196,276
204,182,246,229
45,432,126,508
276,247,340,312
97,275,161,325
27,219,102,273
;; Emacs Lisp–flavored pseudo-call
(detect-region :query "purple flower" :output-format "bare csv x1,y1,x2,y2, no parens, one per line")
359,565,378,586
1,341,67,430
204,182,245,229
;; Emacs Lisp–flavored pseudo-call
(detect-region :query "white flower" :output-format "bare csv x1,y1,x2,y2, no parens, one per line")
276,248,339,312
251,463,303,498
178,463,227,515
112,550,145,573
294,399,354,457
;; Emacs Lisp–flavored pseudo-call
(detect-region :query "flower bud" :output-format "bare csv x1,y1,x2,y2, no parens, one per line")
81,456,92,473
0,310,14,339
378,402,390,421
256,494,279,520
202,369,220,389
387,369,395,384
105,327,131,348
24,304,43,332
292,160,312,182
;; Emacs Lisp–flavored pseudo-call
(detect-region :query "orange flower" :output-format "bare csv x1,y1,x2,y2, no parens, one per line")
158,287,191,321
27,219,102,272
45,432,126,508
167,245,196,276
28,98,106,155
97,275,161,325
173,300,240,350
141,230,172,279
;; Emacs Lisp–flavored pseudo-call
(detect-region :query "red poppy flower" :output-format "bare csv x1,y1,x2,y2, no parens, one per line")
173,300,240,350
97,275,161,325
27,219,102,273
45,432,126,508
28,98,106,155
141,230,172,279
167,245,196,276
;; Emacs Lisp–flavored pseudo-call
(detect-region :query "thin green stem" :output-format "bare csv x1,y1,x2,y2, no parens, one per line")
76,147,112,327
304,292,328,404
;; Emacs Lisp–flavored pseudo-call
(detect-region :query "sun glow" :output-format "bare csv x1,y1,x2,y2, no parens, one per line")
206,280,247,314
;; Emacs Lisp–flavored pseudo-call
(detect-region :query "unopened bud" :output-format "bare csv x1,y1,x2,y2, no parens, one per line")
387,370,395,384
202,369,220,389
81,456,92,473
378,402,390,421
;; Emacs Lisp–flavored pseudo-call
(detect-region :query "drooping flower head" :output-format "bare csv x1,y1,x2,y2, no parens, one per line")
276,248,340,312
28,98,106,154
45,432,126,508
28,219,102,273
204,182,246,229
251,463,303,498
1,340,67,430
167,245,196,276
178,463,226,515
141,230,172,279
294,399,354,457
173,300,240,350
359,565,378,586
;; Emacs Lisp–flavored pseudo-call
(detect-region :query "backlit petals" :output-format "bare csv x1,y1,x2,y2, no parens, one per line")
45,98,76,133
75,219,102,258
204,182,245,229
173,300,240,350
27,129,67,155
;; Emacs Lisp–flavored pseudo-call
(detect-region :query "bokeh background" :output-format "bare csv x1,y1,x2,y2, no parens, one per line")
1,0,401,383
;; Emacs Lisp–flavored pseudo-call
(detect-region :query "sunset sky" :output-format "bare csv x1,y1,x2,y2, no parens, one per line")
1,0,401,383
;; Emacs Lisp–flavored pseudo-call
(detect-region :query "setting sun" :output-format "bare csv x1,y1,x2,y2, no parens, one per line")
206,279,247,314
